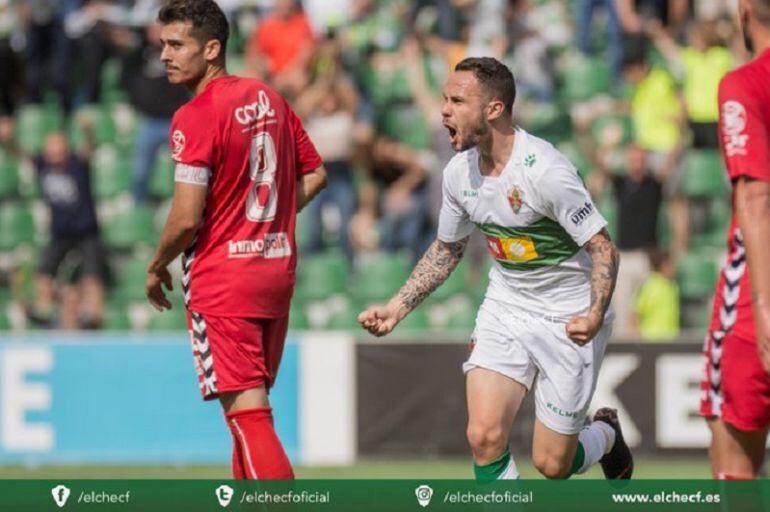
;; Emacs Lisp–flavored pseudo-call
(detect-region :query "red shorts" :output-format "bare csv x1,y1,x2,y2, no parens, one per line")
700,329,770,431
186,310,289,401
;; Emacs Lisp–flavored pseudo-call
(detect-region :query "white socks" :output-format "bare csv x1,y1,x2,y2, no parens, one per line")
575,421,616,474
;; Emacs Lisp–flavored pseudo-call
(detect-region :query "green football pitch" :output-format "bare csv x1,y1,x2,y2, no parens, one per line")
0,457,711,479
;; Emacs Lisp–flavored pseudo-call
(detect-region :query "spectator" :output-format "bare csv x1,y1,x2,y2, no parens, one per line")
295,33,359,261
622,40,688,261
633,249,680,340
116,21,189,203
21,0,78,114
589,143,667,337
0,115,105,329
648,19,733,148
245,0,315,97
615,0,688,38
576,0,623,83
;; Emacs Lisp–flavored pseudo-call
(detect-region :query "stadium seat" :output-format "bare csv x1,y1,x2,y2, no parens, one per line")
445,304,477,331
379,105,430,149
558,53,611,104
363,64,413,106
353,252,411,302
147,306,187,331
288,302,310,330
325,307,361,330
557,142,591,179
0,307,10,330
0,152,19,197
394,306,429,332
677,252,719,300
17,104,63,153
102,206,157,250
101,59,127,104
91,144,132,199
149,150,175,199
103,302,132,330
0,202,35,250
683,150,728,198
114,256,151,302
590,115,632,147
295,251,349,301
431,261,468,301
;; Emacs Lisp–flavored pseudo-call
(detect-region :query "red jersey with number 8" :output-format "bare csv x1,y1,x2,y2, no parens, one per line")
170,75,322,318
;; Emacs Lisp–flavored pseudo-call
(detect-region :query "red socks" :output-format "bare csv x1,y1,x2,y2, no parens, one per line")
225,407,294,480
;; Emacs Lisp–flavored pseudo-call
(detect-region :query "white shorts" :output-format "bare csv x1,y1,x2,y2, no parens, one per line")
463,297,611,435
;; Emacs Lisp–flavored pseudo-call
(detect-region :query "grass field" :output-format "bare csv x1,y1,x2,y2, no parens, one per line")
0,457,711,479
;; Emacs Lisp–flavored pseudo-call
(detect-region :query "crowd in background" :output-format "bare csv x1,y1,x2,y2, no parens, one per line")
0,0,746,339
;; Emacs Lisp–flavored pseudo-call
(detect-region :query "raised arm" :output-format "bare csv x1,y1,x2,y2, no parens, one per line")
358,236,469,336
566,228,620,345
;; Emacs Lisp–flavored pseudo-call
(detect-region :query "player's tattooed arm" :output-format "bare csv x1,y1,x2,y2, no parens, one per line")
392,237,470,315
585,228,619,319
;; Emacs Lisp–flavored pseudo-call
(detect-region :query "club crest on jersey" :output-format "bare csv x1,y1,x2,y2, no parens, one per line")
171,130,185,159
721,100,748,157
507,185,524,213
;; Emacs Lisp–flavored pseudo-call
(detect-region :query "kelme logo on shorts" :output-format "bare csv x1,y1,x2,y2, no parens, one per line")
546,402,579,419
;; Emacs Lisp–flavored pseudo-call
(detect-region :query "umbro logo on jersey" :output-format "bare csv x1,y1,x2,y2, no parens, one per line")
234,90,276,125
570,202,594,226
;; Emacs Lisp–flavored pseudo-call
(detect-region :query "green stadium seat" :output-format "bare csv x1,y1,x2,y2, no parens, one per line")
677,252,719,300
363,64,413,106
0,152,19,197
395,306,429,332
17,104,64,153
431,261,468,301
591,115,632,147
325,307,360,330
0,307,10,330
379,105,430,149
103,206,157,250
445,304,477,331
147,307,187,331
101,59,127,104
0,202,35,250
557,142,592,179
288,301,310,330
525,103,572,145
558,53,611,104
295,251,349,301
353,252,411,302
683,150,728,198
91,144,132,198
103,302,132,330
149,150,175,199
114,256,151,302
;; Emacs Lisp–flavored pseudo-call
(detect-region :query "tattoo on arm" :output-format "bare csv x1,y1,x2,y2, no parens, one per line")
395,237,469,312
585,228,619,318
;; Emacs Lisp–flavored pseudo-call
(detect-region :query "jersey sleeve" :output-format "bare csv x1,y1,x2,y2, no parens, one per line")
169,106,215,168
288,106,323,176
531,165,607,246
718,72,770,182
436,166,474,243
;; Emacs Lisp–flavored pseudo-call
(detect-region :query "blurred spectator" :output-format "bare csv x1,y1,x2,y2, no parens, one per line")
245,0,315,97
0,0,21,115
408,0,462,42
0,115,105,329
576,0,623,83
633,249,680,340
466,0,507,59
589,144,666,337
295,33,359,261
615,0,688,37
21,0,79,114
504,0,554,101
351,137,431,263
115,21,189,203
648,19,733,148
622,39,688,261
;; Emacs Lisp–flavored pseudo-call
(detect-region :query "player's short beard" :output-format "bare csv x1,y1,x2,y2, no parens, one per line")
460,119,490,151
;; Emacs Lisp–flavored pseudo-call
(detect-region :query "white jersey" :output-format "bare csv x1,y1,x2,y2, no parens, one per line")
437,129,608,319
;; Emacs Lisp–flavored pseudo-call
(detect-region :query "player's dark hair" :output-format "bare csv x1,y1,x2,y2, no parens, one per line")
158,0,229,53
454,57,516,116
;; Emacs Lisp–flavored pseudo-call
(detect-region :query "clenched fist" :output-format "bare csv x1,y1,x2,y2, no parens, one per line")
566,311,603,346
358,302,404,337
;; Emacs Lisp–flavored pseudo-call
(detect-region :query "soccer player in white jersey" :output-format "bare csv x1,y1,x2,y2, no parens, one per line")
359,57,632,480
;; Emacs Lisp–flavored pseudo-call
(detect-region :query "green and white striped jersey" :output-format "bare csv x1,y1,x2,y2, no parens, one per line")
437,129,608,319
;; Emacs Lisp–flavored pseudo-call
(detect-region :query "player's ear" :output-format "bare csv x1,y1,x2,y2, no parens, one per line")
204,39,222,62
486,99,505,122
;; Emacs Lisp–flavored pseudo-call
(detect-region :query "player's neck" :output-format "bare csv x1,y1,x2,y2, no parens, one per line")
191,66,229,96
478,124,516,177
752,32,770,56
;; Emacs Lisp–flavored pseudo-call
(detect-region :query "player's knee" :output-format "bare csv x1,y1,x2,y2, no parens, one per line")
466,423,507,461
532,453,571,480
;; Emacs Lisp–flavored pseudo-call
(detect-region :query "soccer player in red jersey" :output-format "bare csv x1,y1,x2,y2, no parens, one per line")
700,0,770,480
145,0,326,479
